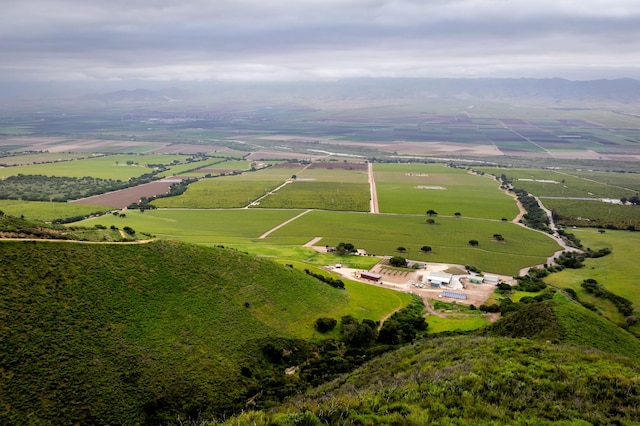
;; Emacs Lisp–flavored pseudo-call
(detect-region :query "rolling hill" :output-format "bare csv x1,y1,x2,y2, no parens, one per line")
0,239,383,424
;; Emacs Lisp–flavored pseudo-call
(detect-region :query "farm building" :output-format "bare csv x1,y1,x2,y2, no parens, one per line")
426,271,453,286
442,291,467,300
469,277,483,285
361,271,382,282
483,276,499,284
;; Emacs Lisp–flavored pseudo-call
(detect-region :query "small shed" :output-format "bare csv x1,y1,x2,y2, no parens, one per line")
361,271,382,282
483,276,499,284
469,277,483,285
426,271,453,286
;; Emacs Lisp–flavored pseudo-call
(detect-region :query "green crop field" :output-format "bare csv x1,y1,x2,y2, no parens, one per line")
374,163,519,219
0,154,189,180
477,167,637,199
156,158,227,177
542,199,640,229
77,208,304,244
264,211,561,276
152,177,285,208
0,200,112,221
296,166,369,183
0,152,87,165
254,181,370,211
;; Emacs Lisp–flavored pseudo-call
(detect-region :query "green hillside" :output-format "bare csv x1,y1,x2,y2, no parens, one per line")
226,335,640,425
487,301,640,358
0,240,405,424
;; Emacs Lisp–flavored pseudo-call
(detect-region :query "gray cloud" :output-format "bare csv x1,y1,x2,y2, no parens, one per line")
1,0,639,81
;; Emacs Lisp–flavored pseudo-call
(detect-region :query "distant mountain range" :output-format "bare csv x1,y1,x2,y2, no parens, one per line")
1,78,639,107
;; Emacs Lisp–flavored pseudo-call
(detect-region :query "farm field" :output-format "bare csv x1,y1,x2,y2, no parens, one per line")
254,181,370,211
0,200,112,222
374,163,519,219
0,152,87,165
264,211,561,276
152,177,286,208
71,179,184,209
477,167,637,199
544,228,640,311
0,154,189,180
155,157,228,177
542,198,640,229
77,208,305,244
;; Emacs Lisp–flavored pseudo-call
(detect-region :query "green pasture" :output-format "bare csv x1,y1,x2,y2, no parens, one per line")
373,163,519,219
0,152,87,166
274,261,412,336
570,170,640,193
297,166,369,183
542,199,640,229
76,208,303,244
477,167,636,199
254,181,370,211
152,178,285,208
426,314,491,334
544,228,640,310
156,158,227,177
242,245,381,270
264,211,561,276
0,200,112,222
0,154,188,180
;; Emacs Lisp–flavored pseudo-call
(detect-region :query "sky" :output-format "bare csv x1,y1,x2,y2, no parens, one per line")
2,0,640,82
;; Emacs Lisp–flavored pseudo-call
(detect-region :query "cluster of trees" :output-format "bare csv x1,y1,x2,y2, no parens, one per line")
480,286,556,314
581,278,634,317
304,269,345,289
556,247,612,269
389,256,407,267
514,189,550,231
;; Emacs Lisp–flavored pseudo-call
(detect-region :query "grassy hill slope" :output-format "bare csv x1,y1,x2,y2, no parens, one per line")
226,335,640,425
0,240,394,424
487,301,640,358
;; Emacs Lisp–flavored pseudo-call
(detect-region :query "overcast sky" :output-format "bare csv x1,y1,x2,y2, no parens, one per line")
2,0,639,81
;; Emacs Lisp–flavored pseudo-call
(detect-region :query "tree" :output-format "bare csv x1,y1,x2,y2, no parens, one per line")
420,245,432,253
336,242,356,255
315,317,338,333
454,212,461,217
426,218,435,225
493,234,505,242
389,256,407,267
396,246,407,253
426,209,438,216
291,174,297,180
468,240,479,246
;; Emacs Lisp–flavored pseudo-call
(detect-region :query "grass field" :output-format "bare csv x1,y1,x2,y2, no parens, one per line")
544,228,640,312
0,199,112,221
477,167,637,199
264,211,561,276
374,163,519,219
77,208,304,244
0,154,189,180
542,198,640,229
0,152,88,165
153,177,285,208
254,181,370,211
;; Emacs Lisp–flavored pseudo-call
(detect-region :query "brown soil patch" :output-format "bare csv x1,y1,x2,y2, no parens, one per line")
70,178,185,208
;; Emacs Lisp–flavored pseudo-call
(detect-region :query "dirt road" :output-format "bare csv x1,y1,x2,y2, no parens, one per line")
368,162,379,214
